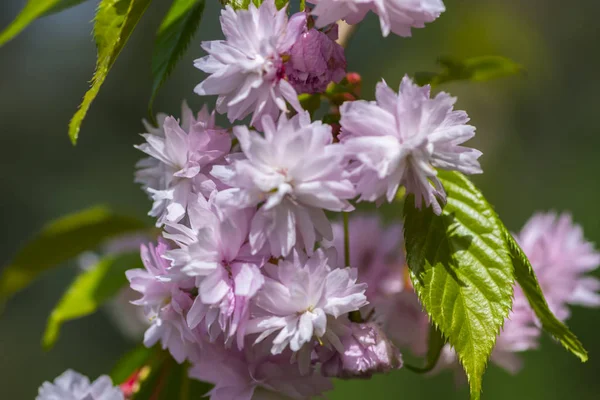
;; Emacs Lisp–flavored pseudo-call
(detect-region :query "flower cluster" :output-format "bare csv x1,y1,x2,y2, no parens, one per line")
25,0,600,397
123,0,485,397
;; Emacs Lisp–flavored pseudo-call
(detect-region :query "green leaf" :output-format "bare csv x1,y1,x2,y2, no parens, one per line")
403,171,514,399
111,346,154,384
0,206,147,305
149,0,205,116
42,252,143,349
414,56,524,87
298,93,321,118
224,0,261,10
68,0,151,144
505,231,588,362
0,0,61,46
0,0,92,47
43,0,91,16
274,0,288,9
405,325,446,373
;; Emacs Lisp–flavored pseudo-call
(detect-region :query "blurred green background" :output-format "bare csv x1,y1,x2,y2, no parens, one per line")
1,0,599,398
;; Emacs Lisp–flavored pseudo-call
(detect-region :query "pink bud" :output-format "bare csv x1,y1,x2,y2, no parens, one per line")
286,23,347,94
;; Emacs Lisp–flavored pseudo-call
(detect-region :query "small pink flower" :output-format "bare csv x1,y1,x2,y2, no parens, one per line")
246,248,368,372
126,240,197,363
340,76,481,214
162,197,266,347
135,102,230,226
194,0,305,128
310,0,445,37
189,340,333,400
37,370,123,400
212,112,355,257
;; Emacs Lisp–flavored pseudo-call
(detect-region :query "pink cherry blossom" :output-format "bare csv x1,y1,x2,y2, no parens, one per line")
194,0,306,128
246,249,368,371
37,370,123,400
212,112,355,257
516,212,600,320
310,0,445,37
189,340,333,400
340,76,482,214
163,196,266,347
126,240,197,363
135,102,231,226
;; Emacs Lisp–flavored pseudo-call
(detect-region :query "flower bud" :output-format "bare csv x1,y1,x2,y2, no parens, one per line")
286,24,347,94
320,322,402,378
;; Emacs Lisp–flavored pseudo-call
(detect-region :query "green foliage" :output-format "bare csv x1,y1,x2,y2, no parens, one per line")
0,0,62,46
414,56,524,87
505,231,588,362
274,0,288,9
133,357,212,400
405,325,446,373
111,346,154,384
68,0,151,144
298,93,322,118
0,206,147,306
43,0,91,16
149,0,205,116
403,171,514,399
225,0,262,10
42,252,142,349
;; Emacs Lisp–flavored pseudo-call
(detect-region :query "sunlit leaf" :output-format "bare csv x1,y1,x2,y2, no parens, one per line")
414,55,524,87
42,252,142,349
0,0,60,46
0,0,93,47
404,171,514,399
149,0,205,115
68,0,151,144
0,206,148,305
225,0,262,10
505,231,588,362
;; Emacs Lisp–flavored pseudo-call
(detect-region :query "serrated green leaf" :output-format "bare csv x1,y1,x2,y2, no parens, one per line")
68,0,151,144
404,170,514,399
149,0,205,116
111,346,154,384
505,231,588,362
405,325,446,373
42,252,143,349
414,55,524,87
0,206,147,306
